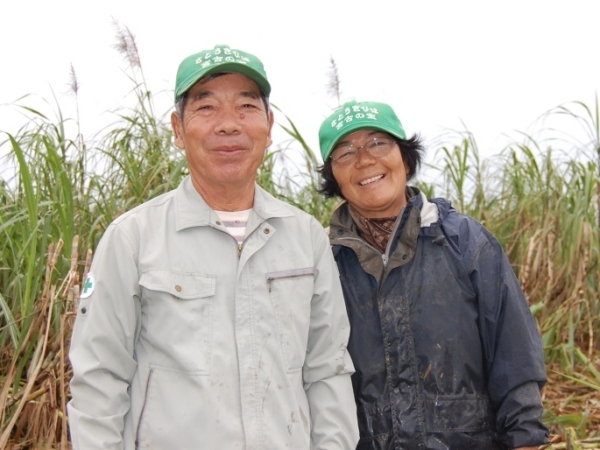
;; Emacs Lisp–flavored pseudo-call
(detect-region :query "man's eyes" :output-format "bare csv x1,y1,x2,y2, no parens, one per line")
195,103,259,109
194,103,214,111
241,100,263,110
189,101,263,113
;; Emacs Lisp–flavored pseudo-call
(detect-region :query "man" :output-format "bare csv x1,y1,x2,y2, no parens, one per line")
68,45,359,450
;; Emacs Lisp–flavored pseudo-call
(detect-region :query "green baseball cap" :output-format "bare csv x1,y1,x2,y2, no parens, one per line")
319,100,407,161
174,44,271,102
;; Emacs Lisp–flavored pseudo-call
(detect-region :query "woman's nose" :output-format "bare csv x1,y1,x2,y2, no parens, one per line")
355,146,376,167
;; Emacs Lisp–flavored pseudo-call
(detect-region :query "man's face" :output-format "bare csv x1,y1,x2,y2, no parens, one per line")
171,73,273,198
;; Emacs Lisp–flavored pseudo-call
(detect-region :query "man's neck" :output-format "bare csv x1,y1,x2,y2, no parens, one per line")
191,177,255,211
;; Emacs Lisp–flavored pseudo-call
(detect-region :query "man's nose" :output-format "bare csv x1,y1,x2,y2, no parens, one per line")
215,106,242,134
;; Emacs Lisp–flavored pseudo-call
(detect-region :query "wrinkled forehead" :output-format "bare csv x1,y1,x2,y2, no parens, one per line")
188,72,263,96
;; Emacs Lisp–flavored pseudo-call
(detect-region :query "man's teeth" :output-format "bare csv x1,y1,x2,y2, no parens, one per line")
359,175,383,186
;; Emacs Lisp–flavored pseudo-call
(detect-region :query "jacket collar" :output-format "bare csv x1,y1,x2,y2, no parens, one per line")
329,187,440,240
174,176,294,231
329,187,439,281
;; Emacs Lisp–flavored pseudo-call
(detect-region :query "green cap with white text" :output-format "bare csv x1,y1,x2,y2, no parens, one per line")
174,44,271,102
319,100,407,161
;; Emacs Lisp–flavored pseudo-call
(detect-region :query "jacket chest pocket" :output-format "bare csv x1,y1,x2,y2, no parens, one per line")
266,268,315,373
139,269,216,374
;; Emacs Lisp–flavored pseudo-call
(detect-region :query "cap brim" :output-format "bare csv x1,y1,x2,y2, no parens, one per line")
176,63,271,99
324,122,406,161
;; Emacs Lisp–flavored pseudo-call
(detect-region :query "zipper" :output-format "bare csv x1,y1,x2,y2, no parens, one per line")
382,208,405,270
237,223,266,258
210,223,253,259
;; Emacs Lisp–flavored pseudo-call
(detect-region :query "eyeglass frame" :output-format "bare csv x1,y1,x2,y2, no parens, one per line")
329,136,398,165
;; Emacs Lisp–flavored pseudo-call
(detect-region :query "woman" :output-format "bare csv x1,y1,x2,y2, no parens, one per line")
318,100,549,450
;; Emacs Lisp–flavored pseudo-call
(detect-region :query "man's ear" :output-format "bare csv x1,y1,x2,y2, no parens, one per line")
171,111,185,149
265,110,275,149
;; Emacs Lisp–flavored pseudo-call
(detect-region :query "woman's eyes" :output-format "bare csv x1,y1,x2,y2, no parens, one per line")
370,139,389,148
335,149,356,160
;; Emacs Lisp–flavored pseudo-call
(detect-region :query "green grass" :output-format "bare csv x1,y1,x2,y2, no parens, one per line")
0,49,598,449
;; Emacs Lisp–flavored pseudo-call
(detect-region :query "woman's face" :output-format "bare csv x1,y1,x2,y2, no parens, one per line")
331,129,409,218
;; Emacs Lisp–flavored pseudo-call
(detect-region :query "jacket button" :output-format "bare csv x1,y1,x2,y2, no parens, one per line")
264,228,270,234
80,307,88,315
337,229,343,235
402,254,408,260
175,285,182,292
216,221,222,226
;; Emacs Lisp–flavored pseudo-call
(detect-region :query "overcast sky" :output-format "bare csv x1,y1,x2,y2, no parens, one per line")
1,0,598,168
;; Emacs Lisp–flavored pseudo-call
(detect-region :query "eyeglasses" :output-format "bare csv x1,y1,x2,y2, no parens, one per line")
330,137,397,165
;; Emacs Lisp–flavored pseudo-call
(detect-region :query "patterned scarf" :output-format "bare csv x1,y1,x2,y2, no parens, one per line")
349,206,399,253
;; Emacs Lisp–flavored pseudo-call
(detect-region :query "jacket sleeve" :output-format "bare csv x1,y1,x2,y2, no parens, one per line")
67,223,141,450
469,226,549,448
303,220,360,450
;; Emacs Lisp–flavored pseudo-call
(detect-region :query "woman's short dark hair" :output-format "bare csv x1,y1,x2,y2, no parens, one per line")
317,134,425,199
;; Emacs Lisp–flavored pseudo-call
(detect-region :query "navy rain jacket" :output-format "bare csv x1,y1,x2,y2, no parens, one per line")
329,190,549,450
